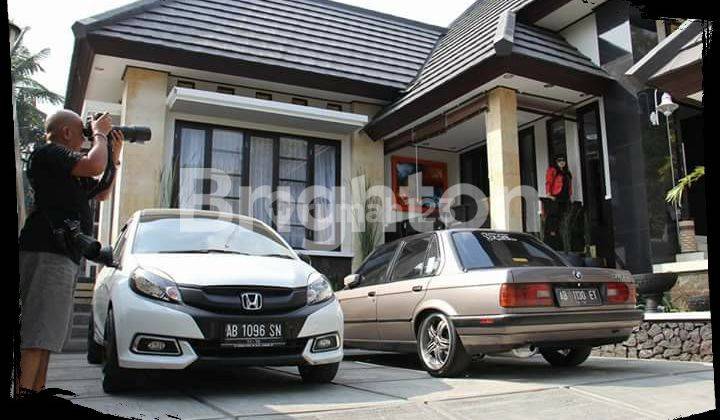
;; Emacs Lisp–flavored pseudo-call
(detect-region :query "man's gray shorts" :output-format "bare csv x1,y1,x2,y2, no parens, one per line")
19,251,79,353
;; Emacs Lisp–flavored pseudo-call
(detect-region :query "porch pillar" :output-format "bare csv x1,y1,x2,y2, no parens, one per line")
485,87,522,231
112,67,168,239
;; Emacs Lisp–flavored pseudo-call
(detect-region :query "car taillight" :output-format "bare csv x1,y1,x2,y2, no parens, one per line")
606,282,635,304
500,283,554,308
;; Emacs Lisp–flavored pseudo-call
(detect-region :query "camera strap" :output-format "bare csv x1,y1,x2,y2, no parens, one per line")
87,140,116,199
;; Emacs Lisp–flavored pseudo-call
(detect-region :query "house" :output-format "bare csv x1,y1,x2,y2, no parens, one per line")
64,0,704,286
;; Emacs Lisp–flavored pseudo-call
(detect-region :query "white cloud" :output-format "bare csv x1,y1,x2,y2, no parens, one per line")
8,0,474,116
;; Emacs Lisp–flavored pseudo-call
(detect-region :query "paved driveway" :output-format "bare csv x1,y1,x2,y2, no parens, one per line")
47,351,714,419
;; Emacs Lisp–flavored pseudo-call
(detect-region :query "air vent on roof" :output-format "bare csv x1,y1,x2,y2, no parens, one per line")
177,80,195,89
327,103,343,111
256,92,272,101
292,98,309,106
217,86,235,95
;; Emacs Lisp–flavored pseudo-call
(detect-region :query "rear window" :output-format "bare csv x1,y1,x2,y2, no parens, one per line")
452,231,565,269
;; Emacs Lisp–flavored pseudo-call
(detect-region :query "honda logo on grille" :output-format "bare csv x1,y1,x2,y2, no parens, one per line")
241,292,263,311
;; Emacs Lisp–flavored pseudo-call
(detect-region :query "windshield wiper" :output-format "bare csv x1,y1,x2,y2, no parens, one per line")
157,249,251,255
256,253,295,259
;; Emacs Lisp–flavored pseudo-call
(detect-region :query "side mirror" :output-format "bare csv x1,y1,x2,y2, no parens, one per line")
298,253,312,265
97,246,119,268
343,274,360,289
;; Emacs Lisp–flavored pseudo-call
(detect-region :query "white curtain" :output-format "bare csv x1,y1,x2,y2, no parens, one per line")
313,144,337,246
210,129,243,214
179,128,205,210
249,136,274,225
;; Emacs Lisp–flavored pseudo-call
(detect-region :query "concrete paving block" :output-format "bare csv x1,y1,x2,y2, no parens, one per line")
46,366,103,381
344,375,550,402
73,392,228,420
575,371,715,419
267,361,380,376
428,388,658,420
236,401,433,420
192,380,400,416
332,366,431,384
44,378,106,399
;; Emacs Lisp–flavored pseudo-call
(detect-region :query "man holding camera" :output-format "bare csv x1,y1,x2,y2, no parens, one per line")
17,110,123,395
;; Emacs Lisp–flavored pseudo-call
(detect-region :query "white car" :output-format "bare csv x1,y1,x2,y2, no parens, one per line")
89,209,343,393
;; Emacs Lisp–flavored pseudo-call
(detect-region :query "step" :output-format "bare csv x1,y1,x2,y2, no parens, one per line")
676,251,707,262
62,339,87,353
74,303,92,313
73,312,90,326
71,325,87,339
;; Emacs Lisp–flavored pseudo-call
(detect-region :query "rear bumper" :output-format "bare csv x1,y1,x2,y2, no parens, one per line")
452,309,643,354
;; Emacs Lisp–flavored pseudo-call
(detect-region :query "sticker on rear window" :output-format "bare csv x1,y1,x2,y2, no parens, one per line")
481,232,517,242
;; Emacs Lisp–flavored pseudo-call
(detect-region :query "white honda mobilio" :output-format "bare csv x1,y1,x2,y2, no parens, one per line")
89,209,343,393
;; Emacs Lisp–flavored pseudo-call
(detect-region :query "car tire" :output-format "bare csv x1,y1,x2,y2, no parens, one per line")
102,308,134,393
539,346,593,367
417,312,471,377
298,362,340,383
86,310,103,365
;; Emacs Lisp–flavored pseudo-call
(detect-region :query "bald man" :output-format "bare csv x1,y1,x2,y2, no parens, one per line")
17,110,123,397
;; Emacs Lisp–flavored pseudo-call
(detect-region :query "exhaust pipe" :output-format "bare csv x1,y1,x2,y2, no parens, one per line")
511,345,538,358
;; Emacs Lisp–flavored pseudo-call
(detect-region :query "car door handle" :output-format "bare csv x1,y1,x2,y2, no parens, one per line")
412,285,423,292
367,291,376,297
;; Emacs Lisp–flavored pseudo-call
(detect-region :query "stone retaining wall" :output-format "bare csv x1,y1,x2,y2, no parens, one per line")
592,316,712,362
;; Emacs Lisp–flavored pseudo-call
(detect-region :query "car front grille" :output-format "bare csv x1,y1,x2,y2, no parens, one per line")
189,338,308,358
179,285,307,315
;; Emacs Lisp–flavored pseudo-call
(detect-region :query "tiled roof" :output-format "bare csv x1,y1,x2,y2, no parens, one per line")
369,0,610,130
78,0,445,90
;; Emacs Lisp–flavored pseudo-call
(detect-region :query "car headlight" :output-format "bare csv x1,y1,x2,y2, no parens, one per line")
130,268,181,303
307,273,333,305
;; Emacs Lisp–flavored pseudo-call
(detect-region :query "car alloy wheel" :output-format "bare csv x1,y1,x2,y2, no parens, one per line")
417,312,470,377
420,315,451,370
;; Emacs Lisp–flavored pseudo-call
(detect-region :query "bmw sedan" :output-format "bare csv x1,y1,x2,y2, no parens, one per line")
89,209,343,393
336,229,643,377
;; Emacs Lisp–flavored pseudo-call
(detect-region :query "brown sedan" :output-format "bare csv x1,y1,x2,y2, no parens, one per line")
336,229,643,377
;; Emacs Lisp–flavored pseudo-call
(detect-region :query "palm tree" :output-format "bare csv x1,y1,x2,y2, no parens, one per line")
10,21,64,158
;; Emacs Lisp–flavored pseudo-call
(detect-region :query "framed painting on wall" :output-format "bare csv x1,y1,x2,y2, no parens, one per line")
391,156,448,214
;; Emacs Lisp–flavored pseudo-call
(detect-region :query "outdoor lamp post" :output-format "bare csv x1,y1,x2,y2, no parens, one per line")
651,90,682,249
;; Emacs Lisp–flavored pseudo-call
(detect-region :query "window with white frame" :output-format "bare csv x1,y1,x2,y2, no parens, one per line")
172,121,341,251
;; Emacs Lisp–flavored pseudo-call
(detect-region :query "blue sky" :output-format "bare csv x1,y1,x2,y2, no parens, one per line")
8,0,475,116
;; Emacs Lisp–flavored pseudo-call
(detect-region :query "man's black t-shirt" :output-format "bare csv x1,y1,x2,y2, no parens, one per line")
19,142,100,263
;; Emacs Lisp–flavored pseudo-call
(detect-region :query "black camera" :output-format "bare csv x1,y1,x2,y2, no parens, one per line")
52,219,117,267
83,113,152,143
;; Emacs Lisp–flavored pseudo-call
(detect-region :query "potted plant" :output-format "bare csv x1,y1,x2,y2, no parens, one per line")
687,294,710,311
350,170,382,263
632,273,678,312
582,210,604,267
666,166,704,253
557,204,584,266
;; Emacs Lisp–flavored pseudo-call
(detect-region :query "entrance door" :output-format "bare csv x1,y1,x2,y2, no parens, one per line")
576,103,614,266
459,145,489,227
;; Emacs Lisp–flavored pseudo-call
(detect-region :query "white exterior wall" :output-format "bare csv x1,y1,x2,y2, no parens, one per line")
560,14,600,66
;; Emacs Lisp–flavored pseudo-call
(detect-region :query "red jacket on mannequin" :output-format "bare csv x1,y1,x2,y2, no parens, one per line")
545,166,572,198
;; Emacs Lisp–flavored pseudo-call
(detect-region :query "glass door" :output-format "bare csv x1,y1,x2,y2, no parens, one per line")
577,103,614,267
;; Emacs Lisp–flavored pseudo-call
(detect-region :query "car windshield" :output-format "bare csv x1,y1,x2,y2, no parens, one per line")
132,215,295,259
452,231,565,269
